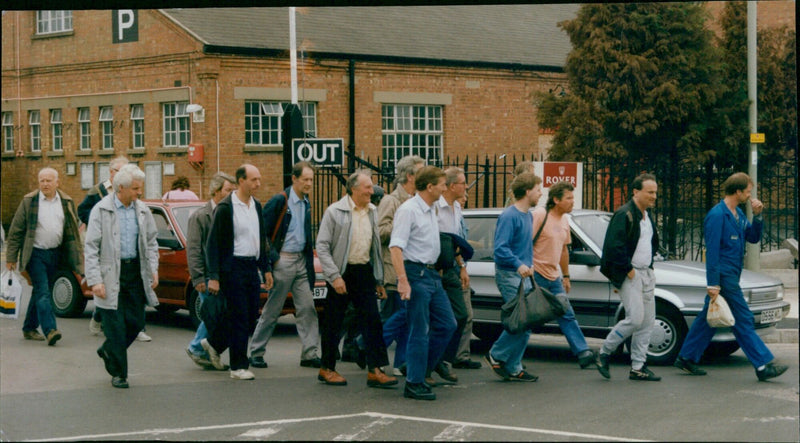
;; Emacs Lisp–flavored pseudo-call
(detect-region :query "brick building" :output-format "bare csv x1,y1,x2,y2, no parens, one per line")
1,6,577,223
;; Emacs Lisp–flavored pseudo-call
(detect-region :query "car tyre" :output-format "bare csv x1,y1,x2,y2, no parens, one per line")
646,301,687,366
50,270,87,317
188,289,202,328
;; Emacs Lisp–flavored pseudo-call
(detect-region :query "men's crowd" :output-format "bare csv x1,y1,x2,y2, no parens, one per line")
5,156,787,396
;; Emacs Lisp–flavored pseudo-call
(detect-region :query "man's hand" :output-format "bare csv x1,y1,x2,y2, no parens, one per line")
92,283,106,299
398,277,411,301
517,265,532,277
151,273,159,289
263,272,274,291
195,282,207,293
460,266,470,289
563,277,571,293
707,287,720,302
5,262,15,271
376,284,387,300
627,269,635,280
208,279,220,295
751,198,764,216
332,277,347,295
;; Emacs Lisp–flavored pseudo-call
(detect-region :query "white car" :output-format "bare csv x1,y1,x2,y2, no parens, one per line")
464,208,790,365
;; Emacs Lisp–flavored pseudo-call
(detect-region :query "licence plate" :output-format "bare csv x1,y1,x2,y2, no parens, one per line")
313,286,328,300
760,308,782,324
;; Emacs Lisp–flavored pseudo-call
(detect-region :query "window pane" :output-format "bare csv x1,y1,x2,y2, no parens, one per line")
99,107,113,121
78,108,89,121
50,109,62,123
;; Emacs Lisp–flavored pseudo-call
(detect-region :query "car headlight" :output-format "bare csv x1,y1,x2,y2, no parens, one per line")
776,286,784,300
742,291,751,303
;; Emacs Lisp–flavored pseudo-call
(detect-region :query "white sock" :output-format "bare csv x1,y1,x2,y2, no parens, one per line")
757,365,766,371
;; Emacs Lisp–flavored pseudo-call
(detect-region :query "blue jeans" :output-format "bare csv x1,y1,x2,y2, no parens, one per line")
533,272,590,356
404,263,457,384
22,248,58,335
489,269,530,375
188,289,210,359
679,273,774,369
382,290,408,368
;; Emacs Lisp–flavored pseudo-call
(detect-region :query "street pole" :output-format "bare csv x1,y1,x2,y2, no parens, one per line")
282,7,303,188
745,1,760,270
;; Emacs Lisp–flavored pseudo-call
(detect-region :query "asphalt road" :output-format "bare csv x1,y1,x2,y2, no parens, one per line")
1,288,798,442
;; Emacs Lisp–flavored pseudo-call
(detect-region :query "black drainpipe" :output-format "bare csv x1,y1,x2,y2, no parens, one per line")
348,59,356,173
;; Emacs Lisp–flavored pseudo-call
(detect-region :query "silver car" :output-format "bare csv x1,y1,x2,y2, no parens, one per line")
464,208,790,365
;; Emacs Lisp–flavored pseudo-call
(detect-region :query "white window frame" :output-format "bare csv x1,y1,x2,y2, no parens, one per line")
162,102,190,148
131,104,144,150
2,112,13,153
36,11,73,35
29,111,41,152
99,106,114,150
381,104,443,169
244,101,316,146
50,109,63,152
78,107,91,151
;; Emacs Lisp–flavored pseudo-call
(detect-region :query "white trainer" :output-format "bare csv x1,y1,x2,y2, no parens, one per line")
230,369,255,380
201,338,226,370
89,318,102,335
136,330,152,342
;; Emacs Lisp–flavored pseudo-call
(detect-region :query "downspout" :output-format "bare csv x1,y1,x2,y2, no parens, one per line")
216,78,220,172
348,59,355,173
16,12,22,154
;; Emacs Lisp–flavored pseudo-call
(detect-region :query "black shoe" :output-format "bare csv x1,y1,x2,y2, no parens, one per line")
578,350,596,369
97,347,118,376
595,352,611,379
756,362,788,381
485,352,510,381
629,365,661,381
452,359,482,369
434,362,458,383
508,370,538,382
111,376,129,389
249,356,268,368
674,356,706,376
404,382,436,400
300,357,322,368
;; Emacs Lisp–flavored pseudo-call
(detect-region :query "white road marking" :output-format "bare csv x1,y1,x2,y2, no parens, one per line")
741,416,798,423
29,411,649,442
433,424,474,441
239,427,282,438
333,417,395,441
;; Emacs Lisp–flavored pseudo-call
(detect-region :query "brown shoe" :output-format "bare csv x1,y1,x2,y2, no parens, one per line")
23,330,46,341
367,367,398,388
46,329,62,346
318,368,347,386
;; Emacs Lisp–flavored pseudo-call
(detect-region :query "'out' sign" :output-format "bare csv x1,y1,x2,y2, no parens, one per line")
112,10,138,44
292,138,343,167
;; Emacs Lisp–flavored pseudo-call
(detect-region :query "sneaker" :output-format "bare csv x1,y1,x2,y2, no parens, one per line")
508,370,539,382
433,362,458,383
230,369,255,380
595,352,611,379
89,318,102,335
452,359,482,369
300,357,322,368
249,356,268,368
392,367,404,377
674,356,706,376
404,382,436,400
136,331,152,342
46,329,62,346
186,348,212,368
485,352,510,381
111,376,129,388
578,350,596,369
201,338,226,370
629,365,661,381
756,362,788,381
23,330,46,341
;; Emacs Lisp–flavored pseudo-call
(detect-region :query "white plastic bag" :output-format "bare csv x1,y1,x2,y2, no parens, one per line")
707,295,735,328
0,269,22,319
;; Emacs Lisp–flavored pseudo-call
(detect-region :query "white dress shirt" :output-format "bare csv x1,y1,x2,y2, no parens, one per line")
389,194,440,264
631,210,653,268
436,195,462,235
231,192,260,258
33,191,64,249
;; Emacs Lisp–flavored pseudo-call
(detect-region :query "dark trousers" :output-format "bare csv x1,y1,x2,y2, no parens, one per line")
209,257,261,371
98,260,146,378
440,266,469,363
23,248,59,335
321,263,389,371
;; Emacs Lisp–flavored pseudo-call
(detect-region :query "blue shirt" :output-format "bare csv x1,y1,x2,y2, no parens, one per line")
704,200,762,286
389,194,440,264
114,195,139,260
281,187,308,253
494,205,533,272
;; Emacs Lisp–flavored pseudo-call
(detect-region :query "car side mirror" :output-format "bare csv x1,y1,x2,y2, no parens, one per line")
571,250,600,267
157,236,183,251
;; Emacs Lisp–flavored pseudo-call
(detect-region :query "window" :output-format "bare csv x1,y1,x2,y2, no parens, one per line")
50,109,62,151
2,112,13,153
244,101,316,146
36,11,73,35
29,111,41,152
162,102,190,148
78,107,91,150
80,163,94,189
100,106,113,150
131,104,144,149
381,104,442,169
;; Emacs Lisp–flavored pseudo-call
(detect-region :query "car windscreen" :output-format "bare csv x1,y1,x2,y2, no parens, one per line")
464,216,497,261
571,213,611,250
171,205,202,236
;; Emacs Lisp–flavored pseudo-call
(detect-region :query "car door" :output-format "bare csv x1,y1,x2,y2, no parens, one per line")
464,213,504,324
568,213,614,329
149,205,187,302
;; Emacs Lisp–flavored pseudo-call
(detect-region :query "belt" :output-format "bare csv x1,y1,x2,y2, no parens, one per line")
233,256,257,262
121,257,139,265
404,260,436,270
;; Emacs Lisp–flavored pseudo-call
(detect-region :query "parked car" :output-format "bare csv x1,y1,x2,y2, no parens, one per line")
463,208,790,365
50,200,327,327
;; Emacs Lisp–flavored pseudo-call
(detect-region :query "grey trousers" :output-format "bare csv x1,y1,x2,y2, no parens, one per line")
248,252,320,361
456,286,474,362
600,267,655,369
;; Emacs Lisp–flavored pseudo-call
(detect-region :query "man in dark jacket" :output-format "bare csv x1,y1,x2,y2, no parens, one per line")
248,161,321,369
595,173,661,381
204,164,273,380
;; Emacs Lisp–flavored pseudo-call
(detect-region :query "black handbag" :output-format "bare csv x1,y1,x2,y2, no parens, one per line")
200,290,228,338
500,276,567,334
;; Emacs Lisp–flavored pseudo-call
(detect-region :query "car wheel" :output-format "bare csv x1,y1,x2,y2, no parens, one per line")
703,341,740,360
188,289,202,329
646,301,687,366
50,270,87,317
472,322,503,344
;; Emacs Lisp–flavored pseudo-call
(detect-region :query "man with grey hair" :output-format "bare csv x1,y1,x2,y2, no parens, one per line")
85,164,159,388
379,155,425,375
185,172,237,368
315,170,397,387
6,167,82,346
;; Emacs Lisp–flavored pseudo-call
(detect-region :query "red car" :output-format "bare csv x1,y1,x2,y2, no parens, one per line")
50,200,327,327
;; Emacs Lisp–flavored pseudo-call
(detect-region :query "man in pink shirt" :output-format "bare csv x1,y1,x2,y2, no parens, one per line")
531,181,595,368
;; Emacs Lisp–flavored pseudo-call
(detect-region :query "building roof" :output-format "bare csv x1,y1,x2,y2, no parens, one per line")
161,5,579,70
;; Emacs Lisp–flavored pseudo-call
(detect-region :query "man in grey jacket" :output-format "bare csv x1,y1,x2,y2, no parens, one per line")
315,170,397,388
84,164,159,389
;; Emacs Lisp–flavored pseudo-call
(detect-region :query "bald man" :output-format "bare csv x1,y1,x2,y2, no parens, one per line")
6,168,82,346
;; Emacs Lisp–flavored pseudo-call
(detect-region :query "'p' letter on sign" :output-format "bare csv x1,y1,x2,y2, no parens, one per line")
112,10,138,44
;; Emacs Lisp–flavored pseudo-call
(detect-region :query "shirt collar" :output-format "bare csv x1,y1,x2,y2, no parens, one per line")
412,193,433,213
232,191,252,207
38,190,60,203
113,194,133,209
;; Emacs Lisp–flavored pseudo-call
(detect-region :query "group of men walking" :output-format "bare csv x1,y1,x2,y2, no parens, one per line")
4,155,786,393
